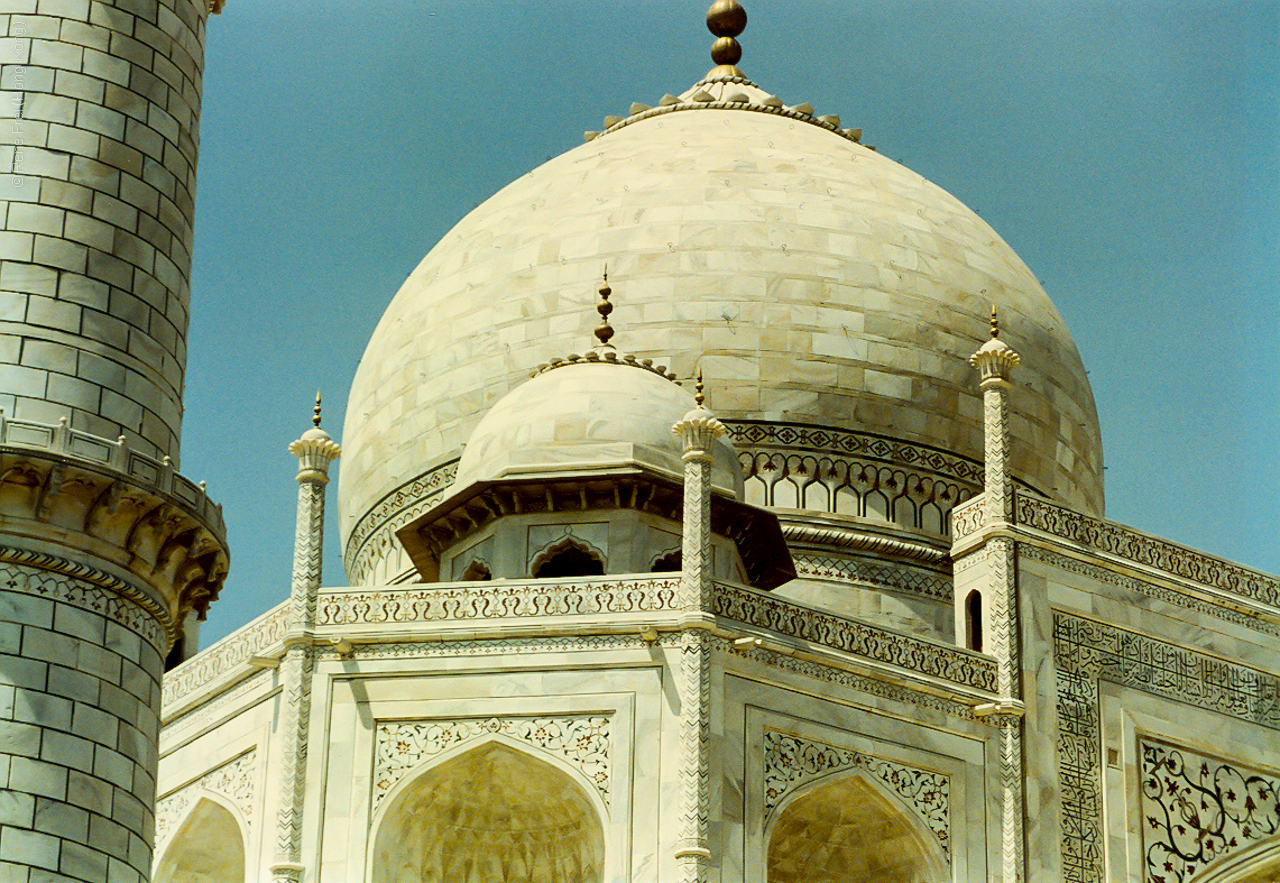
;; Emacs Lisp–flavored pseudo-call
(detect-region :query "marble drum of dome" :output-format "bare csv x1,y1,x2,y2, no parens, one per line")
340,83,1103,583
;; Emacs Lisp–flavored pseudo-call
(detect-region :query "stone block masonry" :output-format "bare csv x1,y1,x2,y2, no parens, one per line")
0,0,209,464
0,560,167,883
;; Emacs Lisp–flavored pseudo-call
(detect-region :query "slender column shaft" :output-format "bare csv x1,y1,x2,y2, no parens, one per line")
671,401,724,880
272,423,339,883
679,451,714,608
970,316,1025,883
983,379,1014,524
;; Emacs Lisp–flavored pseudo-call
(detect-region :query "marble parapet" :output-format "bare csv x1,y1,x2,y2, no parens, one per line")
161,573,999,718
952,489,1279,621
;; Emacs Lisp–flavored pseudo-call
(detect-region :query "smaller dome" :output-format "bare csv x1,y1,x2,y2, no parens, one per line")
454,359,744,498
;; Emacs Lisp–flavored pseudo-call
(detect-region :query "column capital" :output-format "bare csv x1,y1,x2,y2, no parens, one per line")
288,392,341,483
969,305,1021,383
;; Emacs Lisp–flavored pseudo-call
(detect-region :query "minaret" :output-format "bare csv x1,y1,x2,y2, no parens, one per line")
0,0,227,879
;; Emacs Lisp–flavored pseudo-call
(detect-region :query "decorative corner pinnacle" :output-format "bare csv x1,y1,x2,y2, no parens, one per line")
969,307,1021,384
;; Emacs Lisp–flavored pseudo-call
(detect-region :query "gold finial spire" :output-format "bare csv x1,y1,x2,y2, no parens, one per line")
706,0,747,77
694,368,706,407
594,269,615,349
313,391,322,427
990,305,1000,339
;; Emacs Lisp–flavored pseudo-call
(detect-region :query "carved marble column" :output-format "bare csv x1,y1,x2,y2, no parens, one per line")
671,381,724,881
970,309,1020,528
672,383,725,611
968,310,1026,883
271,401,340,883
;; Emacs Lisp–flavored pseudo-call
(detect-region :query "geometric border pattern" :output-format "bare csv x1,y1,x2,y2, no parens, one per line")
1054,613,1280,883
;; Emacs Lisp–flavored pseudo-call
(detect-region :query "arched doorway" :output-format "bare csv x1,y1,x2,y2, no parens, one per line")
767,771,947,883
153,795,246,883
371,739,605,883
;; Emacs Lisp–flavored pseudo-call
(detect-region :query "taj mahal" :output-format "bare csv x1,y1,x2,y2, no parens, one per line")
0,1,1276,882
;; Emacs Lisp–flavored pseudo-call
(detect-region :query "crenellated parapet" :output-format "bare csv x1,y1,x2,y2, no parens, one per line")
0,414,229,647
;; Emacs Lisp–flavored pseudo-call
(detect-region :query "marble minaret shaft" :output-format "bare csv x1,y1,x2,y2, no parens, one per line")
671,377,724,882
272,401,340,883
968,309,1026,883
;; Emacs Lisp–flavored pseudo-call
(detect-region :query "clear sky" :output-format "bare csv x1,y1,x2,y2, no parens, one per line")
181,0,1279,647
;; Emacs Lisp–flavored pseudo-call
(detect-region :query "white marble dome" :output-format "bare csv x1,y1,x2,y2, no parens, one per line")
339,81,1103,568
452,357,743,498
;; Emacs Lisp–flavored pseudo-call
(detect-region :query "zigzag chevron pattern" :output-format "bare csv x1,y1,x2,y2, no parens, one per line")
677,631,712,882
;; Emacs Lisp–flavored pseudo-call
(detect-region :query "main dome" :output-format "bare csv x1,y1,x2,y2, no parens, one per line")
340,70,1103,582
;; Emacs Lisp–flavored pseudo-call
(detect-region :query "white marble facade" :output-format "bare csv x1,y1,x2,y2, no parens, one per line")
155,490,1280,881
152,16,1280,883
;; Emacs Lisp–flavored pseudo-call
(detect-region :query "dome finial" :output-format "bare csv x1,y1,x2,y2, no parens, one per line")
594,269,615,350
706,0,747,77
694,368,706,408
990,305,1000,339
312,390,323,427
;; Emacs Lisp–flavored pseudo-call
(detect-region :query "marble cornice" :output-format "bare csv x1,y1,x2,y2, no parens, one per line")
778,513,949,566
0,416,230,640
396,471,795,591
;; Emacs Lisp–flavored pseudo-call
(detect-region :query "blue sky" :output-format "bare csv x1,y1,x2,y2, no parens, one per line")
181,1,1279,646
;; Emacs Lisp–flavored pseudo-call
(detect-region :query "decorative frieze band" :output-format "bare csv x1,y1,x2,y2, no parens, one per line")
950,495,985,542
1018,494,1280,609
724,421,985,486
162,604,289,716
741,450,971,537
343,459,458,586
1139,737,1279,883
374,715,611,811
1022,545,1278,636
156,749,257,849
317,577,682,626
763,730,950,858
0,557,166,650
1054,613,1280,883
792,552,953,602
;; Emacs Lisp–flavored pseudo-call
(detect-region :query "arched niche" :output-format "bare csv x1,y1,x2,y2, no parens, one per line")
531,538,605,578
153,793,247,883
370,738,606,883
766,771,947,883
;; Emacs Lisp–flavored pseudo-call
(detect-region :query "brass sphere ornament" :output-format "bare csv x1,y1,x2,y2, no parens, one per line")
706,0,747,37
711,36,742,66
706,0,747,72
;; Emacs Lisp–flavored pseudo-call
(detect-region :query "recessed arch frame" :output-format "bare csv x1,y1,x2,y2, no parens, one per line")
367,731,614,883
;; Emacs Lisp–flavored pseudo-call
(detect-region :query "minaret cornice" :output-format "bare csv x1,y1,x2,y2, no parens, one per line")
0,415,229,645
